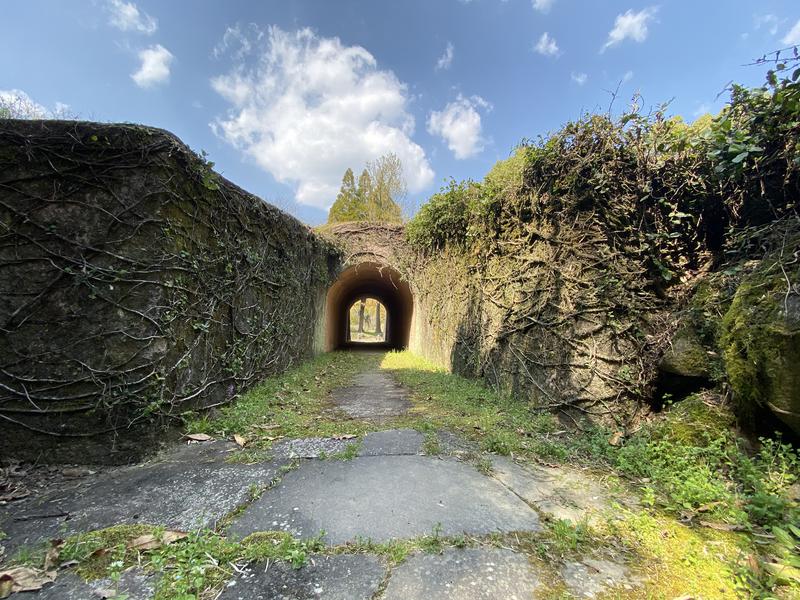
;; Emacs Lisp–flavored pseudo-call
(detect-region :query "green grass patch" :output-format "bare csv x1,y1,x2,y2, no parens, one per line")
187,351,385,448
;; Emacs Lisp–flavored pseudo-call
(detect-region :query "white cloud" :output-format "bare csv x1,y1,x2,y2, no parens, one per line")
534,32,559,57
131,44,174,88
755,14,781,36
106,0,157,35
211,26,434,209
783,19,800,45
602,7,658,51
436,42,454,71
427,94,491,160
571,72,587,85
532,0,555,13
622,70,634,83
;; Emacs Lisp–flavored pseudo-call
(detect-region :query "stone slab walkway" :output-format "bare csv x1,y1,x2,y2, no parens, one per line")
1,366,639,599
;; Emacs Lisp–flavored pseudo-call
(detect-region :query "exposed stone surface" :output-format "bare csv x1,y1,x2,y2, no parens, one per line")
273,437,351,459
359,429,423,456
382,548,539,600
659,328,713,379
217,555,384,600
561,558,643,598
227,455,540,544
15,568,156,599
0,441,285,554
330,371,410,420
490,456,634,525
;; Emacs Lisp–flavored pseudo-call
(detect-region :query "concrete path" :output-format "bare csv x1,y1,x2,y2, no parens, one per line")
1,366,640,599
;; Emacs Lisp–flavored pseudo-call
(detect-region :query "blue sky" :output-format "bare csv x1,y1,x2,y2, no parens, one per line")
3,1,799,225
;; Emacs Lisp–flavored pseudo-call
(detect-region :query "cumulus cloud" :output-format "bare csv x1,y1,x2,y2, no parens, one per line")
534,32,559,57
211,26,434,209
106,0,157,35
571,72,587,85
602,7,658,51
131,44,174,88
436,42,454,71
532,0,554,13
783,19,800,45
427,94,491,160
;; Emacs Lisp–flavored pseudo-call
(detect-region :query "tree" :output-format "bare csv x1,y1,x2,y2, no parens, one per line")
357,298,366,333
375,303,382,335
366,153,404,223
327,168,367,223
326,154,406,224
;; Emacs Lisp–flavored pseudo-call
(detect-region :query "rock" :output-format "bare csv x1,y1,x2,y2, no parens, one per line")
659,328,712,379
722,271,800,434
217,555,384,600
382,548,539,599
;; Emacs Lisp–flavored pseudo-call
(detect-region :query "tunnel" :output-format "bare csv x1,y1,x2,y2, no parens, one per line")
325,262,413,351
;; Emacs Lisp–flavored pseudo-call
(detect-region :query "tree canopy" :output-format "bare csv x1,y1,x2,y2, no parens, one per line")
327,153,405,224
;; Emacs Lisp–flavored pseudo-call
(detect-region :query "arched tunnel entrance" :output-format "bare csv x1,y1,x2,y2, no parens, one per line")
325,262,413,351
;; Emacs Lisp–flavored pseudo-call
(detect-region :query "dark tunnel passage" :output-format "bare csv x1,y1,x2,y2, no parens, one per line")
325,262,413,351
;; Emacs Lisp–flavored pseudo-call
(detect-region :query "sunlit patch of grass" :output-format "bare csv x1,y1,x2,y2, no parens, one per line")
380,350,563,457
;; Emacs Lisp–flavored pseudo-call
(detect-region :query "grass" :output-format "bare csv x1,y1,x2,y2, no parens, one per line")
186,351,386,451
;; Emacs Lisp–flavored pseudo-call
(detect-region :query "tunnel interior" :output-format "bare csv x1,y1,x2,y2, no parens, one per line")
325,262,413,351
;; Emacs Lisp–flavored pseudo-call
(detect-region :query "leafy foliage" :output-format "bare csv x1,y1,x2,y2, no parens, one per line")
327,153,404,224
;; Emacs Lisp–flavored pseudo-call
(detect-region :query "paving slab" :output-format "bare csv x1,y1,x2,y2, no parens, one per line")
359,429,423,456
227,455,541,544
217,555,385,600
15,568,156,599
273,437,351,459
561,558,644,598
0,441,285,554
382,548,539,600
330,371,410,420
490,456,633,525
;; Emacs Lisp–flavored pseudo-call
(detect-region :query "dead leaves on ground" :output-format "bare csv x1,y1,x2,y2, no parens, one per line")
0,566,56,598
184,433,214,442
127,530,188,551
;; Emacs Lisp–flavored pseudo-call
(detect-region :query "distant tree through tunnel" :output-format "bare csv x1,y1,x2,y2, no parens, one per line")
325,262,413,350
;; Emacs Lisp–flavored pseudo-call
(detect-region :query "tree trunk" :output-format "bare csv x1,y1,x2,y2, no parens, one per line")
358,298,366,334
375,304,382,335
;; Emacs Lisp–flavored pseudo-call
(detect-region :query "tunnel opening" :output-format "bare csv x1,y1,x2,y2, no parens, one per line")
325,262,413,351
347,297,388,344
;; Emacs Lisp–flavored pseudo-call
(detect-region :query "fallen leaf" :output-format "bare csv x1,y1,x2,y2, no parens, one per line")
185,433,214,442
608,431,624,446
333,434,357,440
128,530,187,551
93,588,116,598
233,434,248,447
0,566,56,596
43,539,63,571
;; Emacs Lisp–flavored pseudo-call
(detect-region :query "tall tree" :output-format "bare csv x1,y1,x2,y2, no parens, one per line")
357,298,366,334
375,303,382,335
327,168,366,223
366,153,404,223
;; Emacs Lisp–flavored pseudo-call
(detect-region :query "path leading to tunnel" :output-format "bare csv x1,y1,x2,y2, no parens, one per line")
1,358,642,599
